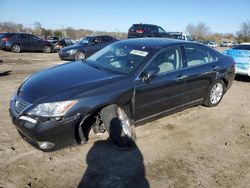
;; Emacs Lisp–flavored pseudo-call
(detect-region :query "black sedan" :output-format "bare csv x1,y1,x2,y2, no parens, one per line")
9,38,235,151
58,35,117,60
0,33,53,53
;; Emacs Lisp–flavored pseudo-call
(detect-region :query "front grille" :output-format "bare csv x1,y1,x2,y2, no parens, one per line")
11,96,31,117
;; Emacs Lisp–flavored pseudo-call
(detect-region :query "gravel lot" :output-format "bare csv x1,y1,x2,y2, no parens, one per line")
0,48,249,188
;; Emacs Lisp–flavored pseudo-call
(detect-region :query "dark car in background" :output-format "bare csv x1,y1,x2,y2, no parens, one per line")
9,38,235,151
128,23,169,38
59,35,117,60
0,33,53,53
48,36,60,44
54,38,74,51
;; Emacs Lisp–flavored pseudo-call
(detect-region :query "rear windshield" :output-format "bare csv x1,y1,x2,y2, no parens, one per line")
233,45,250,50
130,25,145,30
0,33,12,38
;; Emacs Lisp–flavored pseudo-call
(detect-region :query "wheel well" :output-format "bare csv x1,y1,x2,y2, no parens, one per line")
75,108,102,143
12,43,21,48
220,78,228,90
76,102,133,143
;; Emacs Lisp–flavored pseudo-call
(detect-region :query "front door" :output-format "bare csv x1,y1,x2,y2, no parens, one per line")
134,46,187,121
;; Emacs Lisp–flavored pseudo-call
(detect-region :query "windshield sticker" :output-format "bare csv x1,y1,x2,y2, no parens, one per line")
130,50,148,57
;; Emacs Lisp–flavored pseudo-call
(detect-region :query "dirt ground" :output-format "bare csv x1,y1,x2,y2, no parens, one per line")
0,48,249,188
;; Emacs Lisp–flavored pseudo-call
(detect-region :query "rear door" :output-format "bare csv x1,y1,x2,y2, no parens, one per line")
134,46,187,121
183,44,219,103
29,35,43,51
17,34,31,50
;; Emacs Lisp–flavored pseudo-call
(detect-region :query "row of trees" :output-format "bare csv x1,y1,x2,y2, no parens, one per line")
1,21,250,43
185,20,250,43
0,21,127,40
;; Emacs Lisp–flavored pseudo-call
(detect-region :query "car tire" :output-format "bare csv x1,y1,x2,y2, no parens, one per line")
12,44,21,53
203,79,225,107
75,51,85,60
43,46,52,53
100,104,136,147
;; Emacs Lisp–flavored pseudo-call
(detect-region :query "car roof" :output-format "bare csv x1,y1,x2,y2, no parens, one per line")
117,38,189,49
88,35,113,38
133,23,160,27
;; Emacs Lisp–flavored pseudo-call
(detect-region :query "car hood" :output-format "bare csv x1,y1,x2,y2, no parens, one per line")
18,61,125,104
62,43,87,52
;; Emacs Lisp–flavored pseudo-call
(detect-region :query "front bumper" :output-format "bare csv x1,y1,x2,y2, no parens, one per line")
58,51,75,61
9,109,82,151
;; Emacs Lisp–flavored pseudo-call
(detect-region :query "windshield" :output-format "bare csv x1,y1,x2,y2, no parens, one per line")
79,37,90,44
86,42,152,74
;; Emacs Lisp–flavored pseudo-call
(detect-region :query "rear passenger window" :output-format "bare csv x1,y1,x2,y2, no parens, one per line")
184,45,217,67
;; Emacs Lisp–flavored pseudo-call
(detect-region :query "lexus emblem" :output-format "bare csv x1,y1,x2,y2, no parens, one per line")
15,100,20,107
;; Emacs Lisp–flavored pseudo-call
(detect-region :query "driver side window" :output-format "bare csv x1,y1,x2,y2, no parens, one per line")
147,47,182,74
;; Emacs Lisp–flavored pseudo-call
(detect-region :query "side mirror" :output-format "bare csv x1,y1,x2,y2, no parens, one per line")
141,67,159,82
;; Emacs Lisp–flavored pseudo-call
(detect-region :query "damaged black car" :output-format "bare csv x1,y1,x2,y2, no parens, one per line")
9,38,235,151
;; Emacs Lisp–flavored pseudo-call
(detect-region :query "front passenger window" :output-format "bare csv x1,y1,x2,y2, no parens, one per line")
147,47,182,74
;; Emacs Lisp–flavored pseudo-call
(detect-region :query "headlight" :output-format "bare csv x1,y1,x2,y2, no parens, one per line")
28,100,77,117
68,49,76,54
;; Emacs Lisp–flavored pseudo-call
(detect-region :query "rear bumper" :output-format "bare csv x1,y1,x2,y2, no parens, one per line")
235,64,250,76
9,109,82,151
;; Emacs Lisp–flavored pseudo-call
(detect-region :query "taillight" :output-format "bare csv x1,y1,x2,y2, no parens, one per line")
2,37,9,42
136,29,144,34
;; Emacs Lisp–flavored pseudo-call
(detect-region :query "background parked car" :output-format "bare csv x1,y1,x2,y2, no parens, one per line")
220,41,232,47
206,41,218,48
48,36,60,44
59,35,117,60
223,43,250,76
167,32,193,41
128,23,169,38
54,38,74,51
0,33,53,53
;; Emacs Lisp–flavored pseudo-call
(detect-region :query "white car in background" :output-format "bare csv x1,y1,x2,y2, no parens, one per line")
206,41,218,48
220,41,232,47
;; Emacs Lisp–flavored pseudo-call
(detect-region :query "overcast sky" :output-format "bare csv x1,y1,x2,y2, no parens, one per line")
0,0,249,34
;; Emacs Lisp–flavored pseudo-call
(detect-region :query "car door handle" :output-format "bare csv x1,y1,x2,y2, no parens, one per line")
212,66,220,70
176,75,188,80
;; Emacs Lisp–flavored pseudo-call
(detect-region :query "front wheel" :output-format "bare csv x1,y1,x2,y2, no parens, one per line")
75,51,85,60
203,79,225,107
101,105,136,147
43,46,52,53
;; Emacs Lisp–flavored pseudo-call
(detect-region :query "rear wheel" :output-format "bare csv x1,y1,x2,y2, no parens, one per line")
75,51,85,60
101,105,136,147
43,46,52,53
204,79,225,107
12,44,21,53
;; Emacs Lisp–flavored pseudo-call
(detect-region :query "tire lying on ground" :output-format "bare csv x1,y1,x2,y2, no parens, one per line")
203,79,225,107
101,104,136,147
